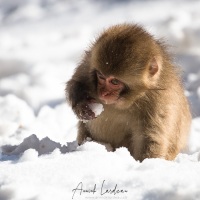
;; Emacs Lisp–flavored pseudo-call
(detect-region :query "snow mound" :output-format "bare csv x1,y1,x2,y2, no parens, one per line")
0,94,35,130
89,103,104,117
0,95,36,146
19,149,38,162
29,103,78,143
188,117,200,153
0,134,78,158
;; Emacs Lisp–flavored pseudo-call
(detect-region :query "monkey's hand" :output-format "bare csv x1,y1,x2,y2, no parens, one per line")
74,102,96,120
66,78,97,120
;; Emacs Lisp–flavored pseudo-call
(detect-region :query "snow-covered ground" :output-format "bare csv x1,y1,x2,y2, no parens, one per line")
0,0,200,199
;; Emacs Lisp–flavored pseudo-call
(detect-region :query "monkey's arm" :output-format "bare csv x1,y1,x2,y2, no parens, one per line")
142,133,168,160
132,128,169,162
76,121,92,145
130,104,171,162
66,63,96,120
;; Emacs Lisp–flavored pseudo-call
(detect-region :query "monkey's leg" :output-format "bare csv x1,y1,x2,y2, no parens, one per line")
77,121,91,145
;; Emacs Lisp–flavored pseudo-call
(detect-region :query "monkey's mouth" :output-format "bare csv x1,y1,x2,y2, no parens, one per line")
98,87,125,105
99,94,120,105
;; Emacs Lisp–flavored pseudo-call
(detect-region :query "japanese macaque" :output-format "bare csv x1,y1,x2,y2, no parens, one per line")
66,24,191,162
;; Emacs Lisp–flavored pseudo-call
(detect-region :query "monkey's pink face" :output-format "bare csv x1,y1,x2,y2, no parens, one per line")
96,71,125,105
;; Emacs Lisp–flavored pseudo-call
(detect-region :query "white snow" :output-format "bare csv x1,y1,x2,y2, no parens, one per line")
0,0,200,199
19,149,39,162
89,103,104,117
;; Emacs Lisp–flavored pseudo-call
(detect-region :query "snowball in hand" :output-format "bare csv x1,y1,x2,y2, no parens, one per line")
89,103,104,117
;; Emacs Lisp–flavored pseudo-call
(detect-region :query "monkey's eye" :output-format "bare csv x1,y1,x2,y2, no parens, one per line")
110,79,120,85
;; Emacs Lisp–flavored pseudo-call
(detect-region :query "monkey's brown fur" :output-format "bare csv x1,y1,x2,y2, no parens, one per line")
66,24,191,162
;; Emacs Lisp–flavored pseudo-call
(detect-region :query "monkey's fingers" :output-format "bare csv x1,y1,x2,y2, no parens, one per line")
79,104,96,120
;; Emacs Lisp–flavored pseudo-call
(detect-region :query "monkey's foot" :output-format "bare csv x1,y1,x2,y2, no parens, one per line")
85,137,92,142
96,142,114,152
104,143,114,152
78,137,93,145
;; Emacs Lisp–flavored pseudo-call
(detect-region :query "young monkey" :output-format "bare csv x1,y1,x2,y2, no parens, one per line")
66,24,191,162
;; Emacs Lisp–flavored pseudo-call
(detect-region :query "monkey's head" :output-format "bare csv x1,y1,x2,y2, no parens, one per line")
90,24,163,109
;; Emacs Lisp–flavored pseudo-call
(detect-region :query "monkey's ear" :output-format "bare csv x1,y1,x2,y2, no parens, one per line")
144,56,162,87
149,57,161,76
